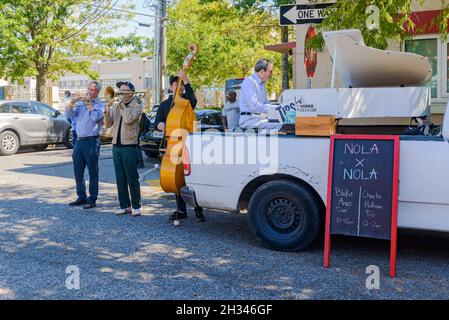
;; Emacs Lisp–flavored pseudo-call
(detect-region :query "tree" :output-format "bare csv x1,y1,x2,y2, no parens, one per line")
167,0,283,95
313,0,449,50
231,0,294,91
0,0,150,102
201,0,294,90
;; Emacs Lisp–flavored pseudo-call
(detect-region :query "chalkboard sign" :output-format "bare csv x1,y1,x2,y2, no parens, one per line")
324,135,400,277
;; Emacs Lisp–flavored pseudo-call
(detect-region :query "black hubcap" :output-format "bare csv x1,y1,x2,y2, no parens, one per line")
266,198,300,233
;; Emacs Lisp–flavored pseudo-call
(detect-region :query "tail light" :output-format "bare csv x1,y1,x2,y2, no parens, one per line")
183,145,191,176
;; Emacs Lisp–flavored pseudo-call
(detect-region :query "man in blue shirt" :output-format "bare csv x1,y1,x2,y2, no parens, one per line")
239,59,282,131
65,81,105,209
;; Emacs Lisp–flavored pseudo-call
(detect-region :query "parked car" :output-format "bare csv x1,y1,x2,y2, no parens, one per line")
0,100,73,155
140,108,225,158
225,78,244,94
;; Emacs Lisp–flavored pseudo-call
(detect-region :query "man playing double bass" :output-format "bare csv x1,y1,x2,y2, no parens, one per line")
155,70,206,222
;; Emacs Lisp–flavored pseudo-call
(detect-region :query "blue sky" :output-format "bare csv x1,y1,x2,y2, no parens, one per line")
112,0,157,38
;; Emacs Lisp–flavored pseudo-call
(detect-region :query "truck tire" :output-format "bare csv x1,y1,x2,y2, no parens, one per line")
0,130,20,155
248,180,322,252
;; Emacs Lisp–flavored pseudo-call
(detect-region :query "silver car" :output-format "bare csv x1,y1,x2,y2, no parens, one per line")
0,100,72,155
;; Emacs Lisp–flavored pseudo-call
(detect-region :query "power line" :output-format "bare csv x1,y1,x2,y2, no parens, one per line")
89,1,160,19
106,6,158,18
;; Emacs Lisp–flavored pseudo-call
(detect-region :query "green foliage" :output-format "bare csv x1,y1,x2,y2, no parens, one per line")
312,0,449,50
0,0,151,100
201,0,294,10
167,0,283,95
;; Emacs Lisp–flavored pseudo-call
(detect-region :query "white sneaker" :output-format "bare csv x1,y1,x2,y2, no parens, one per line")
116,207,132,216
132,208,141,217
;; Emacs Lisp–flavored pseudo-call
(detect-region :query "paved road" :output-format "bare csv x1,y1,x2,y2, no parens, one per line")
0,145,448,300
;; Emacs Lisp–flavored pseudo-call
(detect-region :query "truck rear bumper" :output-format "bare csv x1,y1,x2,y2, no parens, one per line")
180,186,199,208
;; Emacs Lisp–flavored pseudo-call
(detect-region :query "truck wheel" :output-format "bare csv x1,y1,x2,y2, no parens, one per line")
248,180,322,252
0,130,20,155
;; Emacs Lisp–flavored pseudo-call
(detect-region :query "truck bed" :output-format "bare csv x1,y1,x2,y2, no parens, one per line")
185,132,449,233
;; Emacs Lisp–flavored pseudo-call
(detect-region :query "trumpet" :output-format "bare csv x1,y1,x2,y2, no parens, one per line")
115,89,147,100
73,86,115,104
72,86,146,104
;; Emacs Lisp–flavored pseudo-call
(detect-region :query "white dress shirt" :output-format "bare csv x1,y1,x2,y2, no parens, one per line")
239,73,271,114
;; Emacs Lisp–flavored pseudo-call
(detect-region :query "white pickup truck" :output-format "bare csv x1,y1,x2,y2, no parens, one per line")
181,122,449,251
179,30,449,252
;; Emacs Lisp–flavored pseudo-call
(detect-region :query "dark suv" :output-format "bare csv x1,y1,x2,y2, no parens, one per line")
140,109,225,158
0,100,72,155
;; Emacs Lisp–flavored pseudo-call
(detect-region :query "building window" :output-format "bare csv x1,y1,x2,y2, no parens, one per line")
405,38,438,98
145,77,153,89
101,79,132,90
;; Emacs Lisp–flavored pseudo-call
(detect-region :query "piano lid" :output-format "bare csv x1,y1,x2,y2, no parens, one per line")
322,29,433,88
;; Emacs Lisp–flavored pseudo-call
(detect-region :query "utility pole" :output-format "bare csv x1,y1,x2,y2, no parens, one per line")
153,1,161,105
153,0,167,105
281,26,289,91
153,2,161,105
161,0,168,102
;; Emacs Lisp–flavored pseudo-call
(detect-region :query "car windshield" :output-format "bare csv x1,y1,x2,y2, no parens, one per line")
226,79,244,92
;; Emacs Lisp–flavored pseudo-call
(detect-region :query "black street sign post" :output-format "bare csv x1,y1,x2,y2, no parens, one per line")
279,3,335,26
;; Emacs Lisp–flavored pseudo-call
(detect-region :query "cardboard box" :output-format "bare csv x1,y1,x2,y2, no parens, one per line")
296,116,336,137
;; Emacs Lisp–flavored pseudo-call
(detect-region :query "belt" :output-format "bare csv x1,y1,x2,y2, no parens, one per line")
241,112,252,116
78,136,99,141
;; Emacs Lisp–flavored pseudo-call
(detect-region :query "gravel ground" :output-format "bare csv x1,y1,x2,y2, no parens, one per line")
0,145,448,300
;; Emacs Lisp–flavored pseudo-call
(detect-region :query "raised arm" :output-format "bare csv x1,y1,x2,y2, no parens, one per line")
121,99,143,125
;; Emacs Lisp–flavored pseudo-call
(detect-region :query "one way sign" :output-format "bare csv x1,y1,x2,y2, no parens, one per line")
280,3,335,26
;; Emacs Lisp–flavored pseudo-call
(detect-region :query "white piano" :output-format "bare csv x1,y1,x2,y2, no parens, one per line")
269,29,433,124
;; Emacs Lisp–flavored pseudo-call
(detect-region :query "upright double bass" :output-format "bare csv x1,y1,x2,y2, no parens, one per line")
160,44,198,194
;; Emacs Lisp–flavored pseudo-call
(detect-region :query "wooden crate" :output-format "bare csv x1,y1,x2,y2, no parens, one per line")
295,115,337,137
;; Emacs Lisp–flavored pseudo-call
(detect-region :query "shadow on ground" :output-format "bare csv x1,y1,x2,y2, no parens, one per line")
0,184,449,300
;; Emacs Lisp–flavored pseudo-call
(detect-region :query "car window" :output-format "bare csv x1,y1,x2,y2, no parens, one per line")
210,113,222,125
9,102,31,114
33,102,56,117
226,79,244,93
0,103,10,113
198,113,220,126
198,113,213,125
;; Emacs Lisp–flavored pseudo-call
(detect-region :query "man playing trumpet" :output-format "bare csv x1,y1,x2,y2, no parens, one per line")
65,81,105,209
104,81,143,216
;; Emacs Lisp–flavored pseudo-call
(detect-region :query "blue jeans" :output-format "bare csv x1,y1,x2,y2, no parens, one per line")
72,138,100,203
72,130,78,148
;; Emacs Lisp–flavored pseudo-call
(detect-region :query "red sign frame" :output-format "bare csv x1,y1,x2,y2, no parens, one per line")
323,134,400,277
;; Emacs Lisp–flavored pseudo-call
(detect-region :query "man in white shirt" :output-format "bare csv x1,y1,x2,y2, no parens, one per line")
239,59,282,131
222,90,240,131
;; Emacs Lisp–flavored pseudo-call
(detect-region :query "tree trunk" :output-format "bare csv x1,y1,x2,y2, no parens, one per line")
36,74,47,103
281,26,289,91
